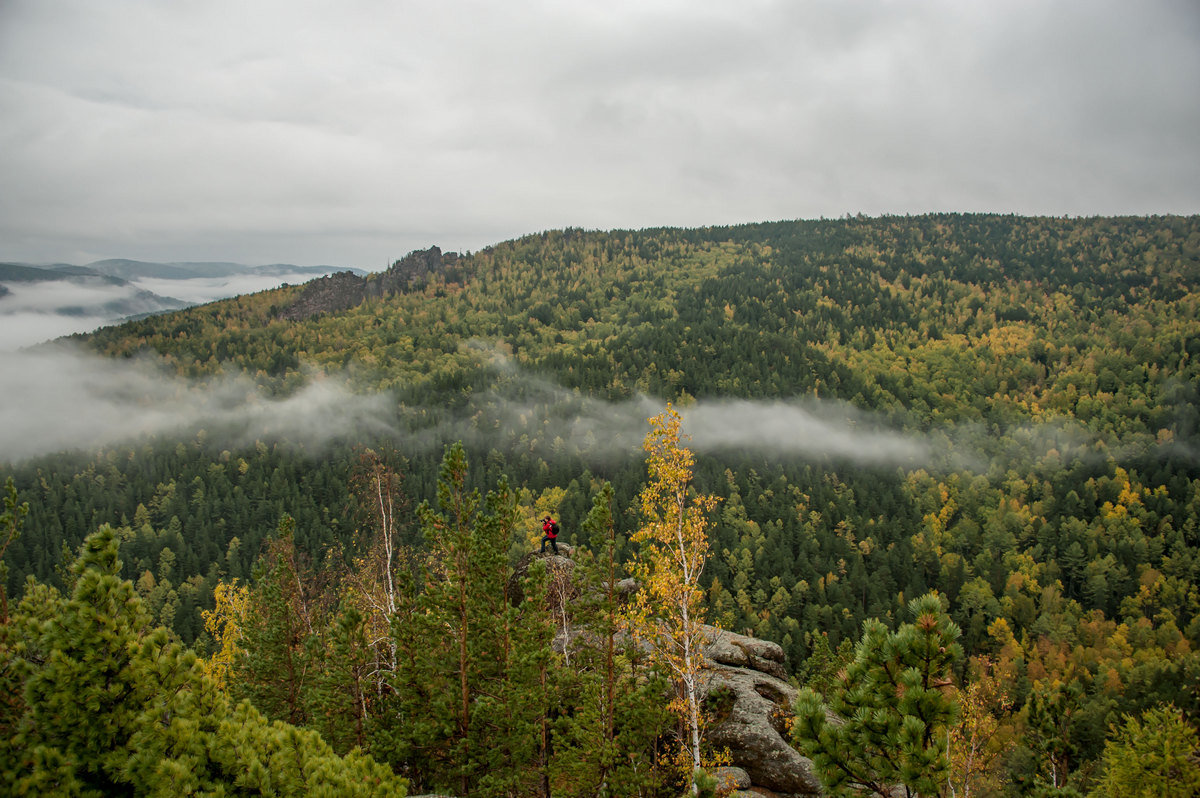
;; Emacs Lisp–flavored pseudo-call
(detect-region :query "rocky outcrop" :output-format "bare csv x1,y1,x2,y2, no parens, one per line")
276,270,369,320
507,545,576,608
508,552,822,796
374,246,457,294
277,246,458,321
700,628,822,796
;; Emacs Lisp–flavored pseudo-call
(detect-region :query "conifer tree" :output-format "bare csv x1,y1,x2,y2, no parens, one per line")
384,442,552,796
1024,674,1085,792
0,477,28,624
629,405,720,793
793,592,963,798
232,514,319,726
1089,704,1200,798
0,526,406,795
0,478,30,746
308,601,376,754
550,481,672,797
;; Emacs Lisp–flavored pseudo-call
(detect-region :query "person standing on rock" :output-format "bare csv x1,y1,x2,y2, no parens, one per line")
540,516,560,555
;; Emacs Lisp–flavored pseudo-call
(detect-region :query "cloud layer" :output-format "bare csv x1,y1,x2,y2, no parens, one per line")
0,346,942,469
1,0,1196,267
0,347,398,462
0,345,1171,475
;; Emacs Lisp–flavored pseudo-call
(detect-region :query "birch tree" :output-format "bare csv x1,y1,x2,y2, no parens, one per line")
629,404,719,793
348,447,413,692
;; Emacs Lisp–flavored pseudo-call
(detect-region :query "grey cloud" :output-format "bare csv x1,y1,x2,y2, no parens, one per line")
1,0,1196,267
444,350,1165,474
421,351,945,468
0,280,143,315
681,399,930,466
0,281,151,351
0,270,346,351
128,272,324,305
0,341,940,468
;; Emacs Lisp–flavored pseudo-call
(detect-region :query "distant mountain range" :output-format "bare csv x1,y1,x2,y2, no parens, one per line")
81,259,365,281
1,259,364,282
0,259,366,350
0,261,188,315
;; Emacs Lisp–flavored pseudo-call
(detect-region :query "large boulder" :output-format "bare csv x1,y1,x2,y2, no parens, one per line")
506,546,576,607
701,627,823,796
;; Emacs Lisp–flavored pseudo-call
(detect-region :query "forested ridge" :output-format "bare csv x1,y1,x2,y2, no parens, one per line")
3,213,1200,794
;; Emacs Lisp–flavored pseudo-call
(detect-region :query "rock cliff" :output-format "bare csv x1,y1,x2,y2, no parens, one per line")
699,628,822,796
277,246,458,321
514,550,823,797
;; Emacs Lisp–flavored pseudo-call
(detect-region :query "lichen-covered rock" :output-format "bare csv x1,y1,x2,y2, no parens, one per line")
712,765,752,795
701,628,822,796
705,628,788,680
506,546,576,608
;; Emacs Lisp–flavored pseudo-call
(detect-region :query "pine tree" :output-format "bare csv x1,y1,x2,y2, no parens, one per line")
0,478,30,747
1090,704,1200,798
550,481,673,797
0,477,29,624
384,442,552,796
1024,673,1085,792
308,601,376,754
232,514,319,727
0,526,406,795
793,591,963,798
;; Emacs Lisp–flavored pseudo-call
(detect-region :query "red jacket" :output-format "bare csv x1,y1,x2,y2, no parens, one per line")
543,519,557,538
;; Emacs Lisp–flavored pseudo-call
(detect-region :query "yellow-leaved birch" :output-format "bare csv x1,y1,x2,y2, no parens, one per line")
630,404,719,793
202,580,249,690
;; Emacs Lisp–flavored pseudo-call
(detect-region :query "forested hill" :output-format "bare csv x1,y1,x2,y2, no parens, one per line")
80,213,1200,416
3,213,1200,790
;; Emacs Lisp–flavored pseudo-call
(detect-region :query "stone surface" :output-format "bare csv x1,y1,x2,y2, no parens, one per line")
712,765,752,795
277,246,456,321
705,627,788,680
701,627,823,796
506,546,576,608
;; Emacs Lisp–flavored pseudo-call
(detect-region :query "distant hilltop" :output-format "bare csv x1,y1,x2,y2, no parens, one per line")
277,246,458,321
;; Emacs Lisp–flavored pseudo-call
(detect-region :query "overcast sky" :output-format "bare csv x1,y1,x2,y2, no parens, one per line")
2,0,1197,269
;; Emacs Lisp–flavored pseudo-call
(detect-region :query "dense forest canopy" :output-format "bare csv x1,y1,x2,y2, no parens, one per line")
3,213,1199,793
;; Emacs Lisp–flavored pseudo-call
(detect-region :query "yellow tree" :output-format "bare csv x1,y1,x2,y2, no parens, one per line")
630,404,720,792
201,580,249,691
948,656,1017,798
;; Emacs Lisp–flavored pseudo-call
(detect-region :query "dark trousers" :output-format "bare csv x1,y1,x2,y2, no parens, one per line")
540,535,558,555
